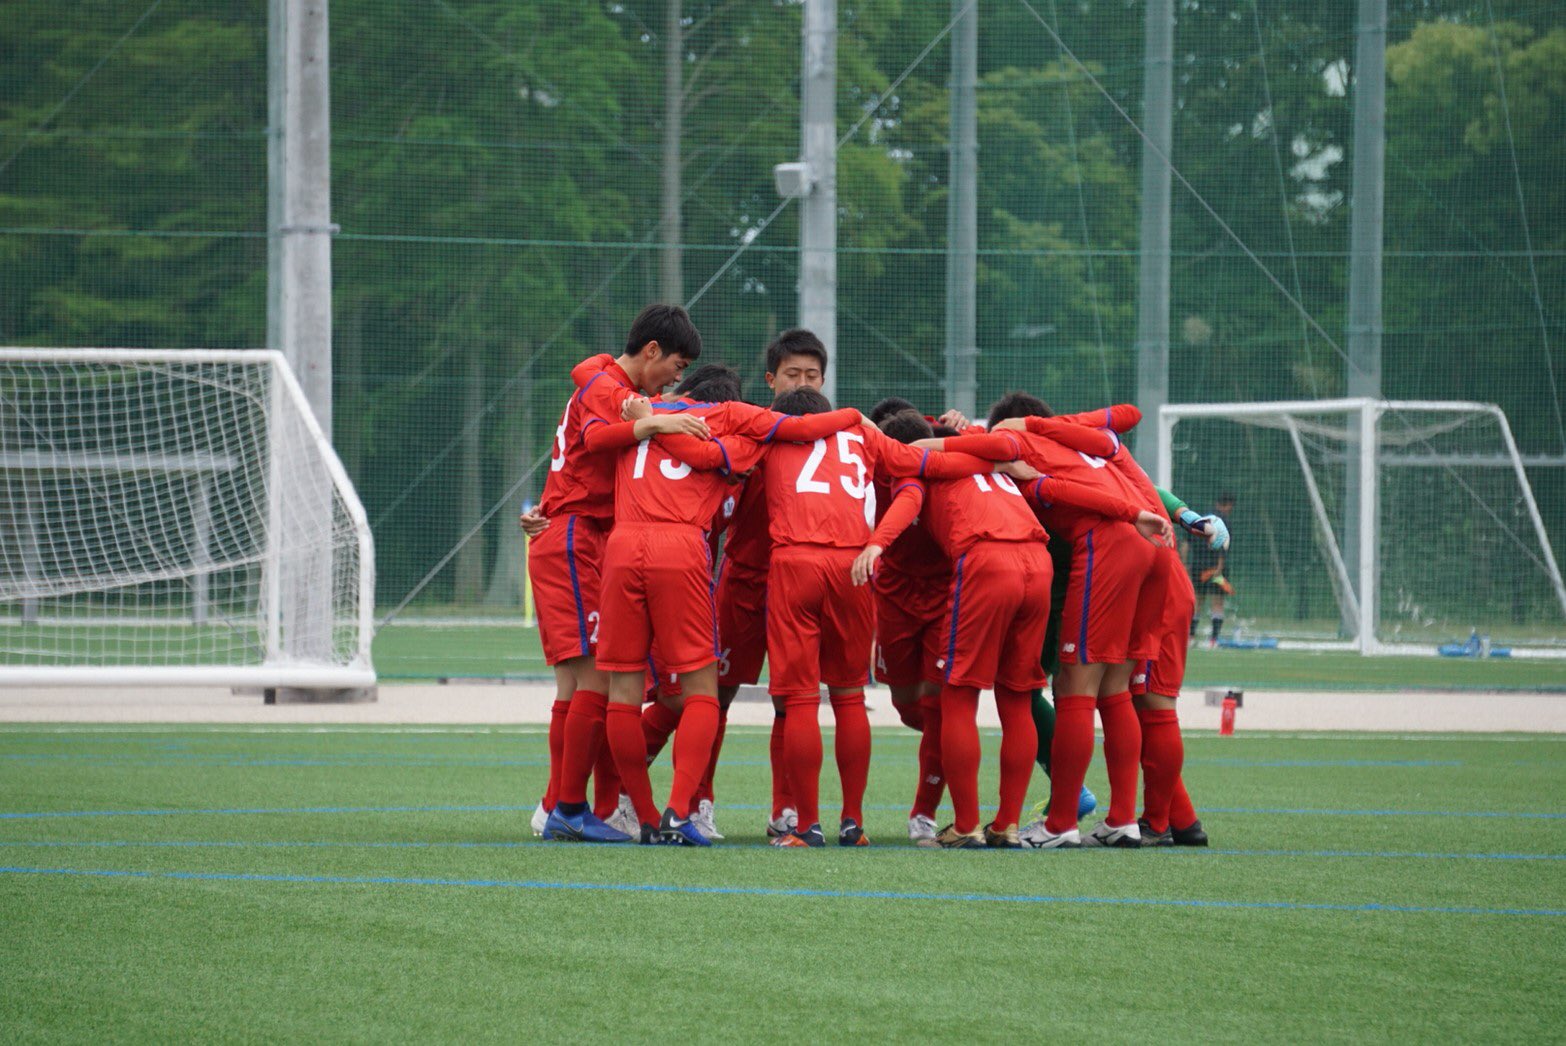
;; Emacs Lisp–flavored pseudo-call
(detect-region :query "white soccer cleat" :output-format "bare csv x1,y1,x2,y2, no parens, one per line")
530,801,550,838
907,813,940,848
766,806,799,838
604,793,639,837
692,798,725,841
1018,818,1082,849
1081,819,1143,848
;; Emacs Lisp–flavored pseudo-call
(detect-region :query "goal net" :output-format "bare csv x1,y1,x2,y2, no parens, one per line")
1159,399,1566,657
0,349,375,687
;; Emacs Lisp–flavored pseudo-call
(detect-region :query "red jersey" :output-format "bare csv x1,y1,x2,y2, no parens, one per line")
721,467,771,572
873,478,948,581
922,471,1048,559
765,422,991,551
538,359,641,521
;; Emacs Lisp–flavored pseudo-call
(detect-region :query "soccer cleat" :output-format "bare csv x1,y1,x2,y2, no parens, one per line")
1018,819,1082,849
1077,784,1098,820
984,822,1023,849
543,806,632,844
766,806,799,839
907,813,940,848
1171,819,1210,847
1082,820,1143,848
638,823,666,845
659,806,712,847
838,818,870,847
692,798,725,841
605,793,639,837
530,801,550,838
1137,817,1174,847
935,824,987,849
771,823,826,848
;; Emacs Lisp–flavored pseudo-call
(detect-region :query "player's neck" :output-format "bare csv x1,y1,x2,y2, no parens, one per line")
613,352,652,393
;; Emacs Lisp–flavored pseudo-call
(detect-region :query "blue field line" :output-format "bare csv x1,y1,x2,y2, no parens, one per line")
1184,758,1464,768
0,839,1561,861
1,864,1559,917
0,804,534,821
4,801,1562,821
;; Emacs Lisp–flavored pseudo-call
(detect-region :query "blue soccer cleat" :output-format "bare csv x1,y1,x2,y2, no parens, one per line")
659,806,712,847
543,805,632,843
1077,784,1098,820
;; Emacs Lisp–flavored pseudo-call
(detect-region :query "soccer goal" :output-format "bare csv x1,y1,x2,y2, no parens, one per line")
1159,398,1566,657
0,349,375,688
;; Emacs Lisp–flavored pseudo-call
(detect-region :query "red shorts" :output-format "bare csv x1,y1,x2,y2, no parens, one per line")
1128,544,1181,661
873,567,949,687
767,546,873,698
939,540,1052,691
1057,522,1158,666
1133,554,1196,697
596,524,719,676
528,514,607,666
715,559,768,687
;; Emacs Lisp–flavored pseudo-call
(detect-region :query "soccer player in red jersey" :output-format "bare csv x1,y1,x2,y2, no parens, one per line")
890,410,1169,847
712,329,830,839
763,389,996,848
917,393,1175,848
582,375,861,845
534,305,711,843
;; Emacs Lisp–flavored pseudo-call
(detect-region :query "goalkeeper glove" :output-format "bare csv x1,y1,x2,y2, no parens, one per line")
1178,509,1230,550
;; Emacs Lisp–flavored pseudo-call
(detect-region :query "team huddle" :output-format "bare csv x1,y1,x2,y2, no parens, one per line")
523,304,1229,849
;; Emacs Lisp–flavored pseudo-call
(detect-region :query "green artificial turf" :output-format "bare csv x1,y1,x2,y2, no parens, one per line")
1,726,1562,1042
369,622,1566,691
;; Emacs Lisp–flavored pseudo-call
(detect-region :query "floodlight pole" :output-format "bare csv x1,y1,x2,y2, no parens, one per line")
267,0,335,433
1134,0,1174,482
943,0,979,421
1344,0,1386,637
799,0,838,405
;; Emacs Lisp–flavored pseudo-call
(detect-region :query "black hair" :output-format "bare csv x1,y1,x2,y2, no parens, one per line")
879,409,935,445
625,303,702,360
931,423,959,438
771,386,833,416
675,363,742,403
986,390,1052,430
1216,492,1237,505
765,328,827,375
869,396,918,425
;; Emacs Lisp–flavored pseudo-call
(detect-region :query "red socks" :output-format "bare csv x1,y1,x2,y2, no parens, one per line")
694,709,727,809
770,712,794,819
1170,775,1199,832
830,691,871,826
1097,691,1143,827
606,702,659,827
911,694,944,819
668,695,720,817
993,686,1037,831
939,684,982,834
1137,705,1184,834
1046,693,1096,833
556,690,608,806
783,693,823,829
543,698,570,809
591,742,622,820
641,700,680,764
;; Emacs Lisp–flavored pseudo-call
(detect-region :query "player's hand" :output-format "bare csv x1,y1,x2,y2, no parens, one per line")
936,408,970,431
621,396,653,421
851,544,884,585
991,417,1026,432
518,508,550,537
996,459,1040,483
1196,513,1230,550
1134,509,1175,547
650,413,711,439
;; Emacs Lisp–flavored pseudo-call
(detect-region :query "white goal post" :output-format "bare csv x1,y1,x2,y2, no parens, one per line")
0,348,375,687
1158,398,1566,657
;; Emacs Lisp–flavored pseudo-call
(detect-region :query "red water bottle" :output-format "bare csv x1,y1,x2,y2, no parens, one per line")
1219,695,1237,736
